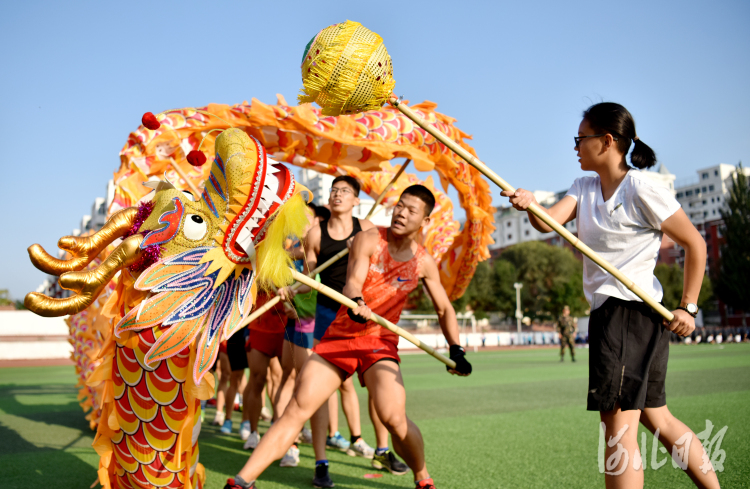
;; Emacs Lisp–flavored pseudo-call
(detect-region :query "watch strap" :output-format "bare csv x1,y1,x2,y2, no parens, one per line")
676,306,698,318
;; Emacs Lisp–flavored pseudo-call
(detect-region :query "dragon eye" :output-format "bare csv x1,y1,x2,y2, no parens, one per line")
184,214,207,240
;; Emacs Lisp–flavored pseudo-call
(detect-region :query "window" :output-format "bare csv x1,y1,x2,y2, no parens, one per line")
709,185,714,191
676,192,684,198
688,202,693,207
702,172,709,179
702,186,707,193
703,211,708,217
524,230,530,236
702,200,707,205
712,210,716,215
711,197,715,203
695,187,701,194
715,170,719,176
717,196,721,202
523,217,528,224
507,234,513,240
506,221,512,228
686,190,693,196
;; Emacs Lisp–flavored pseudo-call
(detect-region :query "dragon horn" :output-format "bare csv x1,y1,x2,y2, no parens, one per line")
25,234,144,317
28,207,140,275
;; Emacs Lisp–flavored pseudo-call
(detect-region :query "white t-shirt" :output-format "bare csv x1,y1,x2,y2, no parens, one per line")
565,170,681,310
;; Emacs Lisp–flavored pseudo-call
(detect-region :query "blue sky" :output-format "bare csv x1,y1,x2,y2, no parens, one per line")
1,0,748,300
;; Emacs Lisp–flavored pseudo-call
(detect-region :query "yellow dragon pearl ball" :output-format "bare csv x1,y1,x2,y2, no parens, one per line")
299,20,395,116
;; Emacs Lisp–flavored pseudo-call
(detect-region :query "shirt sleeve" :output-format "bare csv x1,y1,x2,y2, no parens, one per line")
633,180,682,230
564,178,583,202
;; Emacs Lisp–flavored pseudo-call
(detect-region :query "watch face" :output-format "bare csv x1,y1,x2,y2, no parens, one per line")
687,303,698,314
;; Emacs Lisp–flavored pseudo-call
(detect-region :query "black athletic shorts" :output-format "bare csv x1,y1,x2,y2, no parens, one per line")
226,326,249,372
587,297,669,412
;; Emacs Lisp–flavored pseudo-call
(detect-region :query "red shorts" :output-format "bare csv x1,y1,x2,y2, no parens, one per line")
313,335,400,386
246,329,285,359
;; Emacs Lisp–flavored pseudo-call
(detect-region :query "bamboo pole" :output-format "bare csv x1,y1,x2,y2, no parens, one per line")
388,97,674,322
239,247,351,327
364,159,411,219
290,269,457,369
169,161,202,198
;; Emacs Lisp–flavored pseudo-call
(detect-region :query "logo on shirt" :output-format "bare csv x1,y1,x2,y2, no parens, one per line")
396,277,409,282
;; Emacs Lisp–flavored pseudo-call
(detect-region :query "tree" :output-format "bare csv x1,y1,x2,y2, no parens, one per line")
654,263,713,311
716,163,750,325
497,241,587,319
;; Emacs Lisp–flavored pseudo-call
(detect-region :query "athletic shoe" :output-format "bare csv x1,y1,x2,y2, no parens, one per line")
415,478,436,488
260,406,273,422
224,478,255,489
326,431,350,451
243,431,260,450
212,410,226,426
300,427,313,444
346,438,374,458
279,445,300,467
220,420,233,434
372,450,409,475
312,463,335,488
239,421,251,441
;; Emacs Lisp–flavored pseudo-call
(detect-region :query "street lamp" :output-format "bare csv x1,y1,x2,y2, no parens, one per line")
513,282,523,336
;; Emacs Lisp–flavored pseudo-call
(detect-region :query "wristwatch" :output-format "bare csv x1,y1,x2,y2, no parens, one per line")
677,302,698,318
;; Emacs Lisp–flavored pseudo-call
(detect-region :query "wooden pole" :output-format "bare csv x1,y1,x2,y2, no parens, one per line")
169,161,203,198
388,97,674,322
291,269,456,369
364,159,411,219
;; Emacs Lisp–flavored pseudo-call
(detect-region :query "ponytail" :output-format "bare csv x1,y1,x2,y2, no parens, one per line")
630,138,657,169
583,102,657,170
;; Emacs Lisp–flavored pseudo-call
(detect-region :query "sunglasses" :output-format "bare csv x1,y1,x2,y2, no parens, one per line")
574,134,618,148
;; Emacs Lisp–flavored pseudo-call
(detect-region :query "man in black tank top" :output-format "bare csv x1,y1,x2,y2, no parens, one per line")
316,215,362,314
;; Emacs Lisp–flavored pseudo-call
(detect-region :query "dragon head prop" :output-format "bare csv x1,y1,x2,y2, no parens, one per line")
26,127,310,381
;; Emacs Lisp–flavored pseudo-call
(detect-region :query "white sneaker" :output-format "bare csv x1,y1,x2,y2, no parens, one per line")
279,445,300,467
260,406,273,421
239,420,251,441
347,437,375,459
300,427,313,444
243,431,261,450
212,410,225,426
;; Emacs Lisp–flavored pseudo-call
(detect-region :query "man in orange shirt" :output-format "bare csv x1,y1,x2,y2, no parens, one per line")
225,185,472,489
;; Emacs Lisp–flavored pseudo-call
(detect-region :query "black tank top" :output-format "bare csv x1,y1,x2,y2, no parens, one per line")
316,217,362,309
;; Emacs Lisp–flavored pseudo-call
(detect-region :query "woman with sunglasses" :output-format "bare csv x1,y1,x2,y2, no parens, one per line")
502,102,719,488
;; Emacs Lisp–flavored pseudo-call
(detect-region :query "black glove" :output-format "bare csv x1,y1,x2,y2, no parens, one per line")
447,345,472,375
347,297,368,324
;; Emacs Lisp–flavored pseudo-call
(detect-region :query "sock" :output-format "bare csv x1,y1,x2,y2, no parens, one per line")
350,434,361,445
316,459,329,466
376,447,388,456
233,474,254,488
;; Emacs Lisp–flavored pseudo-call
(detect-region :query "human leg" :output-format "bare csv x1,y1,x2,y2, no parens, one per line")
213,351,231,425
247,349,271,433
599,404,643,488
640,406,720,488
274,340,297,417
235,354,344,483
364,360,428,481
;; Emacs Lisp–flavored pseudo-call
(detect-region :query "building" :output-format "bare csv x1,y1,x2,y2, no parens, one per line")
297,168,392,227
672,163,750,325
489,165,676,255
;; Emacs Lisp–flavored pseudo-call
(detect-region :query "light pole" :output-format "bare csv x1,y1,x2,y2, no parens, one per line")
514,282,523,336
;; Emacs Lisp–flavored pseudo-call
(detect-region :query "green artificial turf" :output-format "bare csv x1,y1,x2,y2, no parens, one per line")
1,344,748,488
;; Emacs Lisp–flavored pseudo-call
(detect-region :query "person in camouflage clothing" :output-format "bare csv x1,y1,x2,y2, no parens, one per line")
557,305,577,362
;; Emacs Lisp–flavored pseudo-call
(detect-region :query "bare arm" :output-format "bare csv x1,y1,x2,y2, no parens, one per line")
279,224,320,300
500,190,577,233
660,208,706,336
341,228,379,304
420,254,460,347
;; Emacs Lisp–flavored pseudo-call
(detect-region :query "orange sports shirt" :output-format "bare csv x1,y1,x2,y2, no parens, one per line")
323,228,425,344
